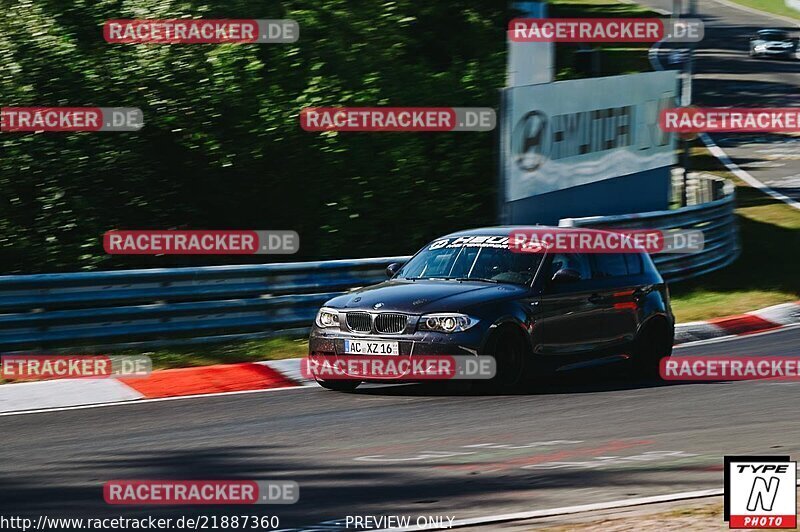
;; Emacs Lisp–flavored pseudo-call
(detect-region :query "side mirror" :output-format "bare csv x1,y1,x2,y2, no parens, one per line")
386,262,403,278
551,268,582,283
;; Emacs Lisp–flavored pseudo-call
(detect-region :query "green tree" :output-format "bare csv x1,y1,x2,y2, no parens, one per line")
0,0,507,273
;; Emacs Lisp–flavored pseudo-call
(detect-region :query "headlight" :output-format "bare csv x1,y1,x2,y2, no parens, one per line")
755,44,767,52
417,313,477,333
315,307,340,328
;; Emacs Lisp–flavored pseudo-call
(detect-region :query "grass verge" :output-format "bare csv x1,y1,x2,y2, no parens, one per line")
668,143,800,322
725,0,800,21
125,337,309,371
0,337,309,382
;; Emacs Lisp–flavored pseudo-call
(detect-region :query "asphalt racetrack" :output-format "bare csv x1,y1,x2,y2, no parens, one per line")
2,326,799,530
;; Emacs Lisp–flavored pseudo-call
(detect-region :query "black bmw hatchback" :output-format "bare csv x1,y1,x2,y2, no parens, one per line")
308,227,675,392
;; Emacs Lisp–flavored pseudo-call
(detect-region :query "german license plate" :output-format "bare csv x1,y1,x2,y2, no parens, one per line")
343,339,399,355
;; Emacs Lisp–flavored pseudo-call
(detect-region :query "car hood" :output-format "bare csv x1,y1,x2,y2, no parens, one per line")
325,279,528,314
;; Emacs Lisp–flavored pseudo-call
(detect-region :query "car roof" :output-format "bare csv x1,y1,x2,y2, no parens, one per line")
439,225,619,239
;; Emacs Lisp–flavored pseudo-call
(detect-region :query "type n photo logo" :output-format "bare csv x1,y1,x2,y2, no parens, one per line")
724,456,797,529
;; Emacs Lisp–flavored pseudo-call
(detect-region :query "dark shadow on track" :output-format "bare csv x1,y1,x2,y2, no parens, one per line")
0,442,718,528
350,362,714,398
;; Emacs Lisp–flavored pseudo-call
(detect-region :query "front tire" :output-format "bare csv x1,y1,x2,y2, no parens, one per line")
480,327,529,392
316,379,361,392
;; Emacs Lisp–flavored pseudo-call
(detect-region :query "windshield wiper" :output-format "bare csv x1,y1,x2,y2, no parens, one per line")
401,276,500,283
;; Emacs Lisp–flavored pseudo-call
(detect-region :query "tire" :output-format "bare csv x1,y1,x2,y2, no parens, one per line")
480,327,529,392
316,379,361,392
631,320,673,379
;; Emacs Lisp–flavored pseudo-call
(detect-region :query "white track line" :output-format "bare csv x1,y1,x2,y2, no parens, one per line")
701,133,800,210
381,476,800,530
0,383,312,417
648,6,800,212
378,489,724,531
674,321,800,348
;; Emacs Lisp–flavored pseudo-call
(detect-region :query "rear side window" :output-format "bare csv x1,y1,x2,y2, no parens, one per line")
592,254,627,278
624,253,644,275
592,253,642,278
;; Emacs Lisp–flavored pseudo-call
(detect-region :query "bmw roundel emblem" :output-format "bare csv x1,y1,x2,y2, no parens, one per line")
373,302,384,310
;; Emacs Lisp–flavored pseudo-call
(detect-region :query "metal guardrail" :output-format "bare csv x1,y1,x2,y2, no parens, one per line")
559,174,740,283
0,257,410,352
0,174,739,351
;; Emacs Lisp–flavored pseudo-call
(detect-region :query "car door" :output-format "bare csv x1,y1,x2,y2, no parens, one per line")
531,253,609,364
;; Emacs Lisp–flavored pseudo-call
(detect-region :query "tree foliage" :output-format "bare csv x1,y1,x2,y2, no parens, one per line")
0,0,507,273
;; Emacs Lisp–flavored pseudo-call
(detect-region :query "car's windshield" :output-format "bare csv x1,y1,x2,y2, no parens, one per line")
758,30,789,40
397,236,544,286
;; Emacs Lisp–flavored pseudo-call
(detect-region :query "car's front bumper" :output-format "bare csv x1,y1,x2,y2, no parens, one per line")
309,324,487,356
307,323,490,382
